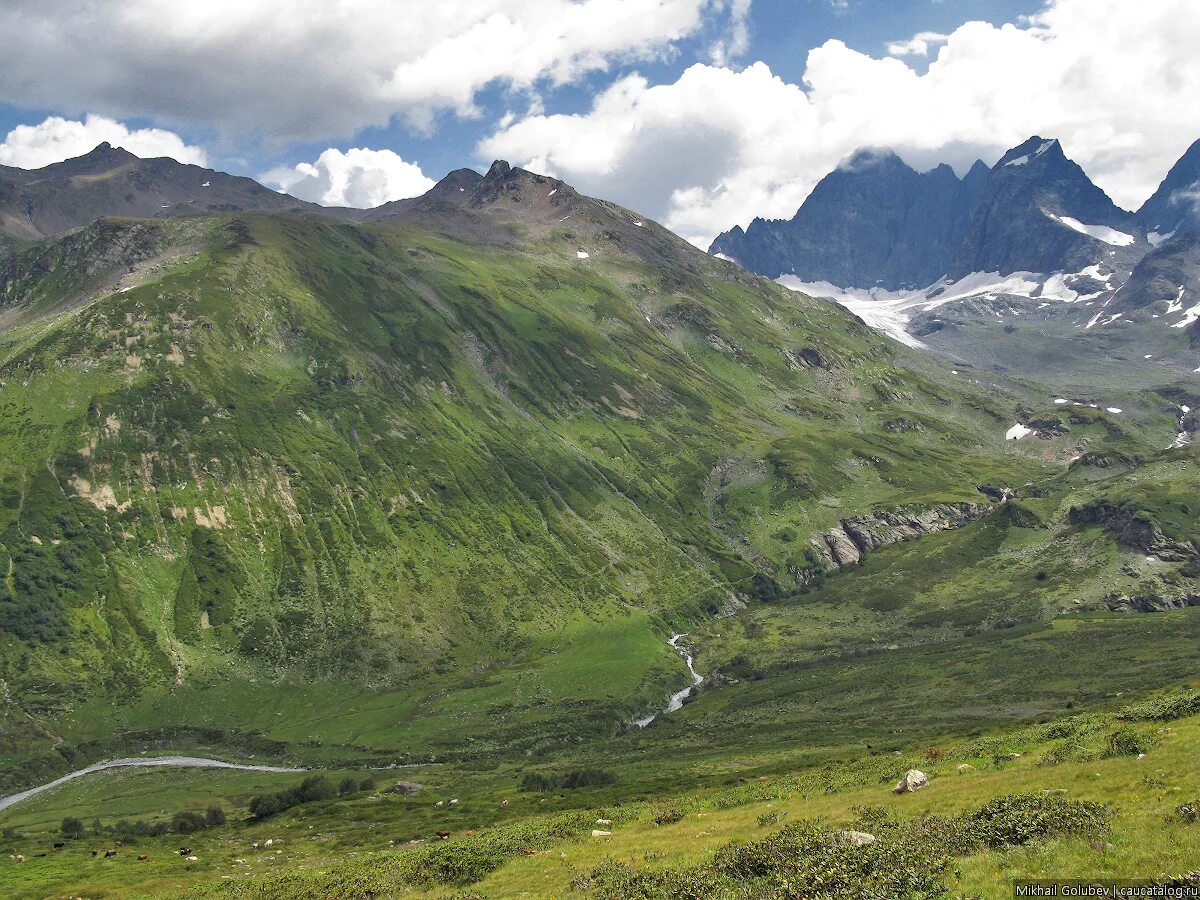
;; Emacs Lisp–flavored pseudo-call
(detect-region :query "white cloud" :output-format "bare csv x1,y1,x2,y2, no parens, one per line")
885,31,948,57
0,114,206,169
0,0,744,142
264,148,435,208
481,0,1200,246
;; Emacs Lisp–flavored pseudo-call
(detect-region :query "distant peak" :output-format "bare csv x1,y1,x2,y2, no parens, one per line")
838,147,905,172
485,159,512,180
997,136,1063,169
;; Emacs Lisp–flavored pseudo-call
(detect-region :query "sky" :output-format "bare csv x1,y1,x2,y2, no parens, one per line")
1,0,1198,247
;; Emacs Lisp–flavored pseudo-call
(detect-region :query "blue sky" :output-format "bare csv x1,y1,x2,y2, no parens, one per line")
0,0,1195,246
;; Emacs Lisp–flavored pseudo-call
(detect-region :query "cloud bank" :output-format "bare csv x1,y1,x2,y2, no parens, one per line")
0,115,206,170
264,148,435,208
481,0,1200,246
0,0,746,141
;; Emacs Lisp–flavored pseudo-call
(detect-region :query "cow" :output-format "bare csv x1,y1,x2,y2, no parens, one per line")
591,830,612,838
91,850,99,857
435,831,451,840
15,855,24,863
435,800,444,808
186,855,199,862
53,842,64,851
138,854,149,861
595,819,612,826
251,842,259,849
178,847,192,857
448,799,459,806
264,839,274,847
464,829,477,836
104,849,118,858
500,799,509,808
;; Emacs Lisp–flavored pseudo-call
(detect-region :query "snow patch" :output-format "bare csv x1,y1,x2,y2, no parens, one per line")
1005,155,1030,167
1148,229,1175,247
1006,423,1033,440
201,181,210,187
576,250,589,259
1106,407,1122,414
713,252,734,262
1047,213,1135,246
547,188,557,196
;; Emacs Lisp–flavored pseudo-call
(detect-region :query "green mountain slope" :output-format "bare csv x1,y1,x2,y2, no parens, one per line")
0,164,1072,769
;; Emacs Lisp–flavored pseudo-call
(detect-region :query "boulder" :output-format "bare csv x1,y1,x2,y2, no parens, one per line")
833,830,876,847
392,781,423,795
894,769,929,794
956,764,974,773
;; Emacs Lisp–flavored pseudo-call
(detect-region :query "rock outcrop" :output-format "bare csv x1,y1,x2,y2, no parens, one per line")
807,502,984,573
1068,500,1198,561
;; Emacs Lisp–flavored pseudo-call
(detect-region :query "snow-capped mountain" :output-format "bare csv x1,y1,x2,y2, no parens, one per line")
709,136,1200,373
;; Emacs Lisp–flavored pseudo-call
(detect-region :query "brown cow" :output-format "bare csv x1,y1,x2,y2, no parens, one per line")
104,849,118,858
138,854,149,861
435,831,451,840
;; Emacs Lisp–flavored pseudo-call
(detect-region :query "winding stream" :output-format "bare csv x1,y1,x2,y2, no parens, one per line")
0,756,304,814
634,633,704,728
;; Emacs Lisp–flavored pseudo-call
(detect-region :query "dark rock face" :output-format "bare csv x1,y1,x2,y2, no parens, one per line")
1137,138,1200,238
1107,230,1200,316
1103,592,1200,613
711,136,1146,289
945,137,1141,279
1068,500,1198,561
807,502,984,574
710,151,988,288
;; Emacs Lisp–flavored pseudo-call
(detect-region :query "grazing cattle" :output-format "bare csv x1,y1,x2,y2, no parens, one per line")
435,831,451,840
448,799,459,806
595,818,612,826
179,847,192,856
138,854,149,861
234,858,247,865
591,830,612,838
519,847,537,857
186,855,199,862
251,842,259,849
53,842,64,850
264,839,274,847
91,850,99,857
464,829,477,837
15,855,24,863
104,849,118,858
501,799,509,808
435,800,444,808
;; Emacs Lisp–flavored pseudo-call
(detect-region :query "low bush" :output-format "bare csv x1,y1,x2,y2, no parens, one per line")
250,776,336,819
519,768,615,792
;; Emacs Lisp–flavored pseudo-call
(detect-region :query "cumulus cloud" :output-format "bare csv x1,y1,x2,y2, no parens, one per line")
481,0,1200,246
885,31,948,57
264,148,435,208
0,0,743,141
0,114,206,169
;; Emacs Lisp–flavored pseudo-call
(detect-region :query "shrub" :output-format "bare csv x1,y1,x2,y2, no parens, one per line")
60,817,86,840
756,810,782,827
1175,800,1199,824
519,768,615,792
359,777,377,792
1117,690,1200,722
171,810,208,834
1103,726,1155,758
339,777,360,797
957,793,1108,849
205,805,227,827
249,775,337,819
653,807,684,826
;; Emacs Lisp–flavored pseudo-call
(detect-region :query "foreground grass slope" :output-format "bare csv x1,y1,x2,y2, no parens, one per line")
2,688,1197,898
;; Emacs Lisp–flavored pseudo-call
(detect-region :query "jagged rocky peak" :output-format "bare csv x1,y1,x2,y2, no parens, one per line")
709,147,988,288
1137,138,1200,240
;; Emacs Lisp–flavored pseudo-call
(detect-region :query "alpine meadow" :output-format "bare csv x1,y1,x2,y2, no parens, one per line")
0,3,1199,898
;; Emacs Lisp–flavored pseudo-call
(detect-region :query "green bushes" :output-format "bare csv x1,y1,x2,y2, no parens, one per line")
575,794,1108,900
60,816,86,840
249,776,336,819
519,768,615,792
956,793,1108,849
1117,690,1200,723
1104,726,1156,758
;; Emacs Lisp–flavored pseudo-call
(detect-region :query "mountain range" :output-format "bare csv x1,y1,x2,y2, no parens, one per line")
1,143,1199,898
710,137,1200,373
